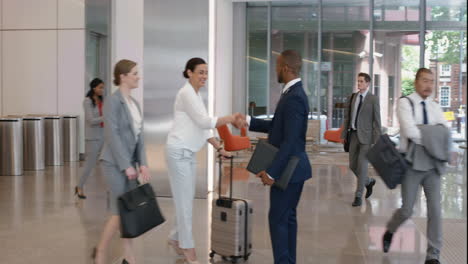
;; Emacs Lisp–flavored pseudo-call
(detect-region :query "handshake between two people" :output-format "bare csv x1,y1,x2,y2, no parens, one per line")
223,113,274,187
228,113,249,129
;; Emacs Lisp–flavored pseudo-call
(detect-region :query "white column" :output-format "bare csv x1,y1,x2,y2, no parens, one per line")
208,0,234,193
213,0,233,118
111,0,144,107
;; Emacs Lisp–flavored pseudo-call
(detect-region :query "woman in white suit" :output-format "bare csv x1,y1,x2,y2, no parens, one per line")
75,78,104,199
93,59,151,264
166,57,240,264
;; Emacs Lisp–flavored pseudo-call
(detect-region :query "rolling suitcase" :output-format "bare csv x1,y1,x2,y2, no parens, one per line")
210,157,253,263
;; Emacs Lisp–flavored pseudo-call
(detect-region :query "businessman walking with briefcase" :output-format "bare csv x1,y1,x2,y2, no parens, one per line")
341,73,382,207
382,68,450,264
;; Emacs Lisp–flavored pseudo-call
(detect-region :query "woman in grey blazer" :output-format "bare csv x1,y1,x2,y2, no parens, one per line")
93,60,151,264
75,78,104,199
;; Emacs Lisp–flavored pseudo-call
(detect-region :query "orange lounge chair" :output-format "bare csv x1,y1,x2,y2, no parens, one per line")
217,125,251,151
324,125,344,143
216,125,251,195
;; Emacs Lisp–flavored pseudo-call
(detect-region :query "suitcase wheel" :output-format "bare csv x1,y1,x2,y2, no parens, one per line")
217,255,242,263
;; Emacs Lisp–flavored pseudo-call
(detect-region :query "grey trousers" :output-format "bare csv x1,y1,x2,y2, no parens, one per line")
78,139,103,188
349,131,372,198
386,168,442,260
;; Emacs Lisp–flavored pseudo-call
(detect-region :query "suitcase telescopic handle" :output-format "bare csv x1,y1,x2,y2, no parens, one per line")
218,155,234,200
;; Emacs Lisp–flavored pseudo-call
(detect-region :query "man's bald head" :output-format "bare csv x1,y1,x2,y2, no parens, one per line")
281,50,302,75
276,50,302,84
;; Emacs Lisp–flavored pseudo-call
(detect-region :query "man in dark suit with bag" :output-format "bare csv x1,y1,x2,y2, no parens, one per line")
236,50,312,264
341,73,382,207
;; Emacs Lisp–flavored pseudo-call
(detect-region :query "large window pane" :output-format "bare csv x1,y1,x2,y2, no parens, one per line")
269,5,319,116
425,29,467,133
425,0,466,136
373,1,421,128
247,6,268,117
373,31,420,128
374,0,420,30
426,0,467,22
245,0,467,137
322,1,370,129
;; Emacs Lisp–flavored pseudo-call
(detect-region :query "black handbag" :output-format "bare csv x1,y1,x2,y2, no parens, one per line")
344,93,356,152
367,134,409,189
118,183,165,238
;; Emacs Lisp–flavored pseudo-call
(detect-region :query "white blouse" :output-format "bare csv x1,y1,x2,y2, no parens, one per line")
124,96,142,139
167,81,217,152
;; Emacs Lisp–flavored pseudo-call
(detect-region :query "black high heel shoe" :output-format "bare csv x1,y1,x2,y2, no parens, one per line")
75,186,87,199
91,247,97,263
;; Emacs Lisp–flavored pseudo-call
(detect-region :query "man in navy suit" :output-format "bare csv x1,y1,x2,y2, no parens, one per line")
238,50,312,264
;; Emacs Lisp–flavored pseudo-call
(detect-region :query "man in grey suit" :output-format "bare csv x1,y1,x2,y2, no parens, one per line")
341,72,381,207
383,68,449,264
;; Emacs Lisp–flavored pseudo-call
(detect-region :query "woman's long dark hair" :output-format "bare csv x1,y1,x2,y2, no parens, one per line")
86,78,104,107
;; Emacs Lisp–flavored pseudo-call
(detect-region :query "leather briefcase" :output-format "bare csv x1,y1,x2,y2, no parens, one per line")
118,183,165,238
367,134,409,189
247,140,299,190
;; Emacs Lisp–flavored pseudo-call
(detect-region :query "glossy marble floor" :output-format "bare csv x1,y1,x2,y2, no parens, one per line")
0,146,466,264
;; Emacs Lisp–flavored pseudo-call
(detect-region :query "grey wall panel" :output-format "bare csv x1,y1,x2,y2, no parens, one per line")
233,3,247,114
144,0,209,198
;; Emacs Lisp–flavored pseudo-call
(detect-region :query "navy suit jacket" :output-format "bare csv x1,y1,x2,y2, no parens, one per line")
250,81,312,184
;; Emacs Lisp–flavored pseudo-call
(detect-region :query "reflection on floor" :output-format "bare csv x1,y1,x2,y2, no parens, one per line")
0,148,465,264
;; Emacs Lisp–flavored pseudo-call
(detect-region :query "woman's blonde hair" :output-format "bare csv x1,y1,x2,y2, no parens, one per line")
113,59,137,86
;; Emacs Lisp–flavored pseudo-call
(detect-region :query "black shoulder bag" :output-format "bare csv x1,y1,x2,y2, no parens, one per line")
118,182,166,238
365,96,414,189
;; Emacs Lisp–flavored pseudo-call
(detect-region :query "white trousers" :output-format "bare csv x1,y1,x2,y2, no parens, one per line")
165,146,197,249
